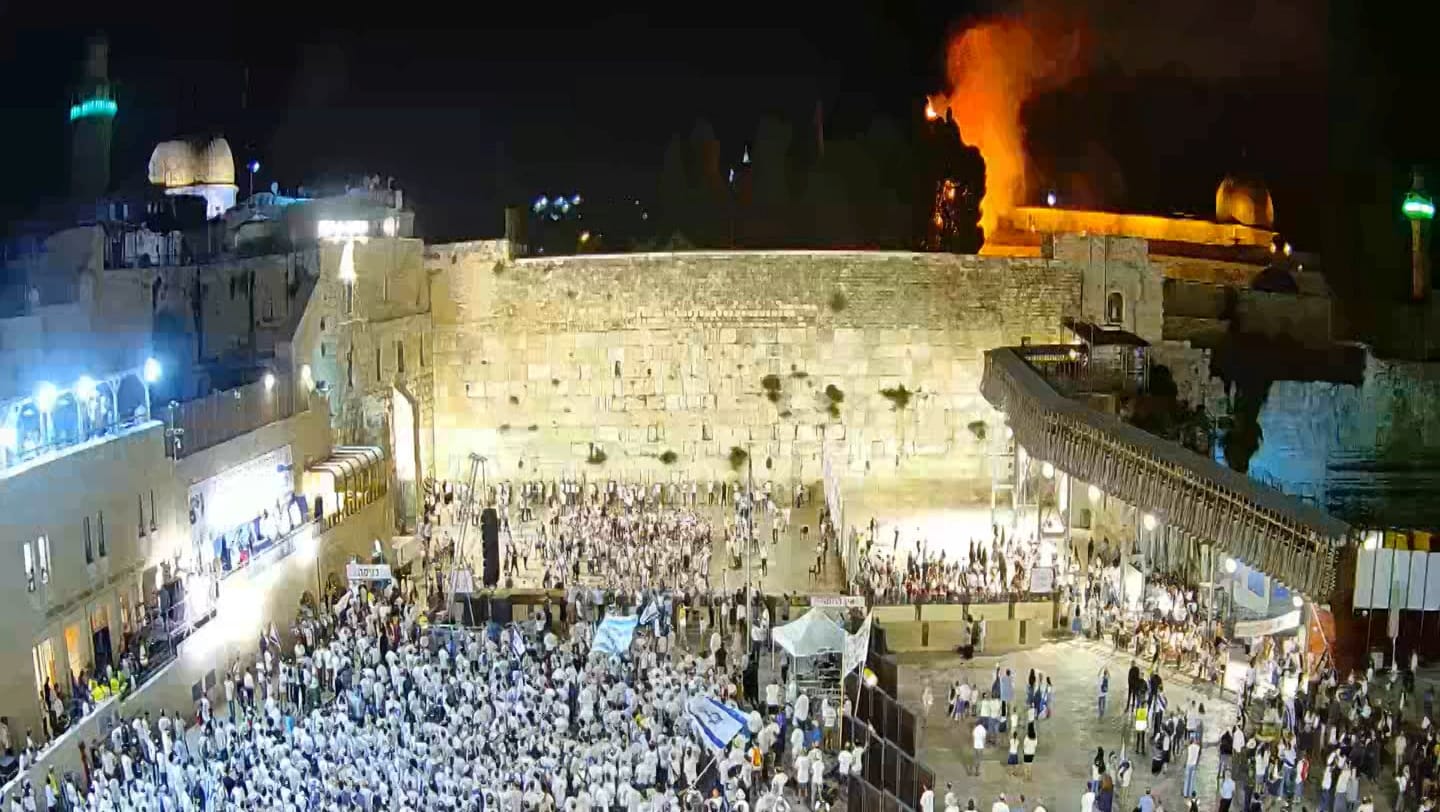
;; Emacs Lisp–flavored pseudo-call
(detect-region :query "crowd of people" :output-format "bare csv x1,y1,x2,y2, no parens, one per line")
2,476,871,812
851,525,1055,606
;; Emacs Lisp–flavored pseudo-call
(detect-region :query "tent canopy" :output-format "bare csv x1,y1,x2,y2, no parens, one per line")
771,608,847,657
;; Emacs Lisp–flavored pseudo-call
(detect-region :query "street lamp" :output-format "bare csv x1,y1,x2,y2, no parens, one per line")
263,372,277,393
1404,169,1434,300
247,160,260,201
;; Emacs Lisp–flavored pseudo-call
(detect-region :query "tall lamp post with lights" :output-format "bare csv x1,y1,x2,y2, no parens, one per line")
1404,169,1434,301
247,160,261,201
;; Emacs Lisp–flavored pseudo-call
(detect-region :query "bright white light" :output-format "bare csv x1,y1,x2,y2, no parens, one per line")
317,219,370,240
1087,484,1102,503
1224,557,1238,574
0,426,16,450
296,526,319,563
338,239,357,283
35,383,59,414
300,364,314,391
533,196,548,212
382,216,398,237
1041,462,1054,479
579,230,591,243
1283,242,1293,257
863,669,877,688
571,194,582,206
1003,425,1013,439
1046,191,1057,207
76,375,98,402
143,357,162,384
263,372,276,392
1292,595,1304,609
1142,513,1158,531
1363,532,1381,551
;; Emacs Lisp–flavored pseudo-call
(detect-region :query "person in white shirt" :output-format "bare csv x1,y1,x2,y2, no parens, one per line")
1081,786,1095,812
921,786,935,812
970,722,987,776
765,682,781,714
1183,739,1202,798
992,794,1010,812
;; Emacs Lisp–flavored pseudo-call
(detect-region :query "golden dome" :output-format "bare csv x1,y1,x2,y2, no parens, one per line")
1215,175,1275,229
148,137,236,188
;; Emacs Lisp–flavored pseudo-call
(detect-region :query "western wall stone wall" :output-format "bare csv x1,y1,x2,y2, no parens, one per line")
428,245,1082,498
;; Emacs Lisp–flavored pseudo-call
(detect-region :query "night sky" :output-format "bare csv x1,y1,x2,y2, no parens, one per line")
0,0,1424,277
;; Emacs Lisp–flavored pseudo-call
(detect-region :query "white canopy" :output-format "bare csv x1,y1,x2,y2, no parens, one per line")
770,608,848,657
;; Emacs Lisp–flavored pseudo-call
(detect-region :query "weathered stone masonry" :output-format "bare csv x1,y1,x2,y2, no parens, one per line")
428,247,1082,498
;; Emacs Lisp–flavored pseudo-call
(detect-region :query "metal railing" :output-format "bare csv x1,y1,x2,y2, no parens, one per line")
166,376,297,458
1015,343,1146,397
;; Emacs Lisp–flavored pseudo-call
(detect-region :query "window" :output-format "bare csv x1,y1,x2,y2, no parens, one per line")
376,347,382,382
97,511,107,558
84,517,94,564
419,335,427,368
397,340,406,375
139,494,147,537
37,536,50,584
23,542,35,592
1106,291,1125,325
150,490,157,533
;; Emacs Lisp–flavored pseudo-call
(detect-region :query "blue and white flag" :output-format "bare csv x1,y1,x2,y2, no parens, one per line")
638,599,660,629
593,614,639,655
510,626,526,659
687,695,750,754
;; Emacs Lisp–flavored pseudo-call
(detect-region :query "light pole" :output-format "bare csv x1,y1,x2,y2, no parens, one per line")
247,160,260,201
1404,169,1434,301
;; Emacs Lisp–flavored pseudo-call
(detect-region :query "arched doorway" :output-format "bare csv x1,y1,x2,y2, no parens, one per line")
390,386,421,532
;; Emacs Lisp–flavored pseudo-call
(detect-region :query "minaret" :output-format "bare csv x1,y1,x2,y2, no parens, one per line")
1403,168,1434,301
69,34,117,201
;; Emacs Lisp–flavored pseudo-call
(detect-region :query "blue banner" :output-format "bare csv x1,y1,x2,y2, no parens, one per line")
593,614,638,655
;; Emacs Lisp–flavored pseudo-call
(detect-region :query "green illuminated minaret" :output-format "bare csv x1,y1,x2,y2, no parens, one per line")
69,34,116,201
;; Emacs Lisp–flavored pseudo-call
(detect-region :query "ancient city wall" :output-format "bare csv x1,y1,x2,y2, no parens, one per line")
428,244,1081,497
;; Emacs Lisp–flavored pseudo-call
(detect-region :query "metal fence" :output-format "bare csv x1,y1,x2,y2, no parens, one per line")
840,663,934,812
167,376,297,458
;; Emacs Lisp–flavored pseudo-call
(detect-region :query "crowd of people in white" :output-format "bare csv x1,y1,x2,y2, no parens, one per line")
4,479,867,812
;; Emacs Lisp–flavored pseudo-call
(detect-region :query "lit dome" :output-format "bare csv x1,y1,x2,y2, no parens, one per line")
148,137,236,188
1215,175,1275,229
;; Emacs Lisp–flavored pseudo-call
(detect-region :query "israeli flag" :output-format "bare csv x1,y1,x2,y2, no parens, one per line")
638,599,660,629
510,626,526,659
593,614,639,656
687,695,750,754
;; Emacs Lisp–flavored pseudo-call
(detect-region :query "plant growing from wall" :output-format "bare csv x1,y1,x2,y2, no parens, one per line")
760,374,783,403
586,445,608,465
660,450,679,465
728,446,749,471
967,420,987,441
880,385,914,411
828,291,848,312
824,384,844,419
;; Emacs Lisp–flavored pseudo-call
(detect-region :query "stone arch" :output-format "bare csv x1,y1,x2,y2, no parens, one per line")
1105,291,1125,325
115,373,148,424
50,393,80,446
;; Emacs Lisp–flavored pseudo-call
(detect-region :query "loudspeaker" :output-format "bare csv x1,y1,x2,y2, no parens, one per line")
481,507,499,587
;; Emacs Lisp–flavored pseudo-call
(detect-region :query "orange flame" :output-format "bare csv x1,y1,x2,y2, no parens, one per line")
929,13,1084,239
